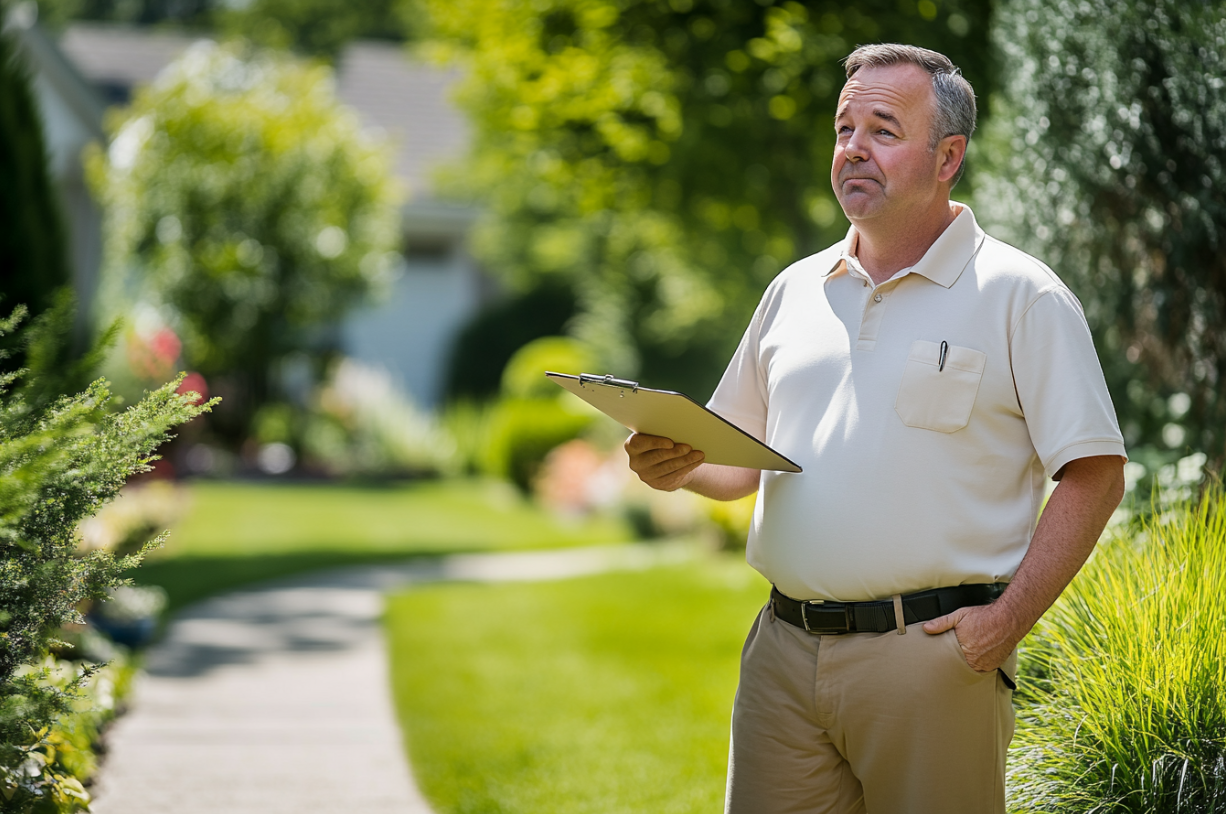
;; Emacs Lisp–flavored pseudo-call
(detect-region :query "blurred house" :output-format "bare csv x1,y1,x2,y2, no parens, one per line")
12,17,485,408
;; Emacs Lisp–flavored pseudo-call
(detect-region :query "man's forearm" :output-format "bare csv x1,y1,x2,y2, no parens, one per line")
683,462,761,501
924,454,1125,671
989,455,1126,638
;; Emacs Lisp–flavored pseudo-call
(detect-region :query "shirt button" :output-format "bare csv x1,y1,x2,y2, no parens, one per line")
873,293,883,303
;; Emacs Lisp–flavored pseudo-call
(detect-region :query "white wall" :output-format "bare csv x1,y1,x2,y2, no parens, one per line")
340,245,481,408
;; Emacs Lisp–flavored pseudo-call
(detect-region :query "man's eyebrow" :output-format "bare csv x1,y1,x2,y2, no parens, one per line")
871,109,902,129
833,105,904,131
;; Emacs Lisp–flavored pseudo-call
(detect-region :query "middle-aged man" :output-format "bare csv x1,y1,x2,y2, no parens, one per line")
625,44,1127,813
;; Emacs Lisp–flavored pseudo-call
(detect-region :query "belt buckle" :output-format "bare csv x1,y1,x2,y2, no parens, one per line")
800,600,850,634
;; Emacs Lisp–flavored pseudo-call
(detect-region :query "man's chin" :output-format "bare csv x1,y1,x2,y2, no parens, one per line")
835,194,882,221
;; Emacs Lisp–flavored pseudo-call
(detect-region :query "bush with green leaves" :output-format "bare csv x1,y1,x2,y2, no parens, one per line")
978,0,1226,473
89,40,402,439
0,307,214,811
1009,483,1226,812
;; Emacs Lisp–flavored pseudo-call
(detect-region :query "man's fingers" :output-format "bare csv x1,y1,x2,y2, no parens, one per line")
922,608,964,635
625,433,676,455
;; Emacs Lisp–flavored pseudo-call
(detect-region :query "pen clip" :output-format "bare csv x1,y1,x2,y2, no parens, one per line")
578,373,640,392
938,341,949,372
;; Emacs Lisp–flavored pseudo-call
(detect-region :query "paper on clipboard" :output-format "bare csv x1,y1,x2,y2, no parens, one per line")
547,372,802,473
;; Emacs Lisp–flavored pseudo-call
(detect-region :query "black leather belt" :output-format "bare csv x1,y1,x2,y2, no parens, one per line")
771,583,1008,634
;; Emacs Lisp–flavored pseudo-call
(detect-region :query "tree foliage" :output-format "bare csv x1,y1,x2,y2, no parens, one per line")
421,0,994,395
34,0,419,59
89,41,402,436
978,0,1226,469
0,306,214,811
0,29,71,368
216,0,418,60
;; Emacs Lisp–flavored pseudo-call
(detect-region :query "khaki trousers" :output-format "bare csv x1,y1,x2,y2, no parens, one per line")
724,602,1017,814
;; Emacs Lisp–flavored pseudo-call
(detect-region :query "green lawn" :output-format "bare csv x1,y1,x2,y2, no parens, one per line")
385,557,769,814
132,479,632,612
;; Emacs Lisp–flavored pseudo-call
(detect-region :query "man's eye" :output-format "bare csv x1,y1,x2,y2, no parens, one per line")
878,129,896,137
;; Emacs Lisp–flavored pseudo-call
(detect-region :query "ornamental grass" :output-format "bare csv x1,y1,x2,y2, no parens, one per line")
1009,483,1226,813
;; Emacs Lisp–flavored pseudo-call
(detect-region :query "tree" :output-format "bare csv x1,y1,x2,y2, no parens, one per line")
89,41,402,439
34,0,420,59
977,0,1226,471
216,0,418,60
0,28,71,368
420,0,995,397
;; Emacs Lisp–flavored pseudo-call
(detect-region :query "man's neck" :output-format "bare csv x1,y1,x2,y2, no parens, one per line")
852,203,959,286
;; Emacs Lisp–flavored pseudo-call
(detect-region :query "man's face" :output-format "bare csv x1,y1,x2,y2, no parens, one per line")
830,64,950,225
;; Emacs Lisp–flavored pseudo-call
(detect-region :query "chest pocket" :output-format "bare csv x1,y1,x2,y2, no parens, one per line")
894,340,987,433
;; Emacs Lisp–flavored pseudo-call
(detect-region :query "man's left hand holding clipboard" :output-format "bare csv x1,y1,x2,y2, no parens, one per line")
546,371,785,503
624,434,763,501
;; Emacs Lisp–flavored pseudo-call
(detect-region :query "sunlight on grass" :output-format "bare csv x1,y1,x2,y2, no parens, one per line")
385,558,769,814
134,479,632,612
162,479,630,556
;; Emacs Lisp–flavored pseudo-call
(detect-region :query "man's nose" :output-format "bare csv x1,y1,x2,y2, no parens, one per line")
844,128,870,162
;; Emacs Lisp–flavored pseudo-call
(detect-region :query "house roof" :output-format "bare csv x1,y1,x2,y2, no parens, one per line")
56,23,470,200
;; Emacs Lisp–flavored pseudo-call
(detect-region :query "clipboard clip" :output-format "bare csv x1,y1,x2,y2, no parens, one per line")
578,373,639,392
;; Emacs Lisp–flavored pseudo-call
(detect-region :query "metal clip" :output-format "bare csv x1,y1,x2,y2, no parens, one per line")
578,373,640,392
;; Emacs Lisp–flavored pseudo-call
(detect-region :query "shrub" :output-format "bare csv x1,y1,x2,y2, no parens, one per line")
482,397,592,493
1009,483,1226,813
89,40,402,440
0,307,214,811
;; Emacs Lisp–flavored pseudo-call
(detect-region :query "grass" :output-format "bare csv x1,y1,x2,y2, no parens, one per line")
384,557,769,814
1008,484,1226,812
131,478,632,613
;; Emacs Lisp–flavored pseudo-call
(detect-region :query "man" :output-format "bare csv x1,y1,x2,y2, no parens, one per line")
625,44,1126,813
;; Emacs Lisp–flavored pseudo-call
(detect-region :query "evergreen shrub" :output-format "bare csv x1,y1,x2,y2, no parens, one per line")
0,307,214,811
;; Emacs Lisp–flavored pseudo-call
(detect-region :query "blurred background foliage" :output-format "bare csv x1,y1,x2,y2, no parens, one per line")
9,0,1220,490
0,27,72,373
978,0,1226,477
33,0,420,60
420,0,994,396
88,40,403,441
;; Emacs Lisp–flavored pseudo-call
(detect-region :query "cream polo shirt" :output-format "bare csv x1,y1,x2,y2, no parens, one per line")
707,205,1126,602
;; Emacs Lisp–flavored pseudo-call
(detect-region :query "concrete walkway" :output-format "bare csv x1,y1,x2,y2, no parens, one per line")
89,543,695,814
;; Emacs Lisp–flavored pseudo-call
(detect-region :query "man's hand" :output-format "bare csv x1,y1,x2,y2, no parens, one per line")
922,604,1018,673
625,433,706,492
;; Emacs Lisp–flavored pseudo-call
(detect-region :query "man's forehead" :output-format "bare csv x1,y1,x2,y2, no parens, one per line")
836,64,934,115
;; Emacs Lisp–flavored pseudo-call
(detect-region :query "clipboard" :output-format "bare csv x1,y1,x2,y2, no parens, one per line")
547,372,802,473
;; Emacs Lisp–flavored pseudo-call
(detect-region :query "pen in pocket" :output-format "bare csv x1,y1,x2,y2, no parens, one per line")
939,340,949,372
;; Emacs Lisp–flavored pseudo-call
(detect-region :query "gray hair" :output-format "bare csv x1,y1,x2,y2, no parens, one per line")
842,43,977,187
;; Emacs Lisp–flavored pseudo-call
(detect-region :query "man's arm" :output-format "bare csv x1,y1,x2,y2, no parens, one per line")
624,433,760,501
923,454,1126,671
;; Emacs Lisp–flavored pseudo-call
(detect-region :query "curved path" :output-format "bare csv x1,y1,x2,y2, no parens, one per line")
89,543,694,814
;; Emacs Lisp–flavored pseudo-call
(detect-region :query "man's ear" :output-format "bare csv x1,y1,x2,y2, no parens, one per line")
936,135,968,184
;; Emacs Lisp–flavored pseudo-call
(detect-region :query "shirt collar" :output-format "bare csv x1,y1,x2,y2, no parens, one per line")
824,204,984,289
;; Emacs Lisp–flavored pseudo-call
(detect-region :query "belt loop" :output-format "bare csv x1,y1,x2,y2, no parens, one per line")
892,593,906,635
768,599,776,624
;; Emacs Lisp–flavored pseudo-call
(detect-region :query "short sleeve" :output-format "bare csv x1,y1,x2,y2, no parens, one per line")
707,305,770,443
1011,286,1127,479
